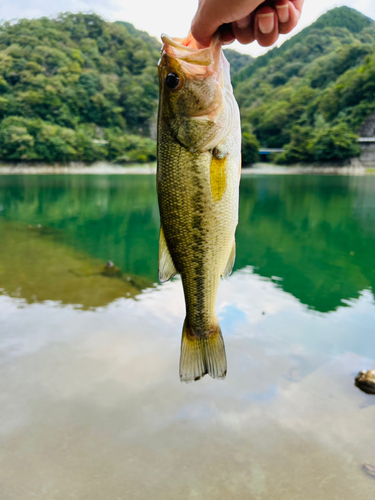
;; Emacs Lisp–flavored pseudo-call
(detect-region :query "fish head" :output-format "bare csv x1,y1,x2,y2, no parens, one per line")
158,33,233,153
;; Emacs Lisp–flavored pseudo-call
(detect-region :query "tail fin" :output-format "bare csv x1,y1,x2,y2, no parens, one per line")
180,320,227,383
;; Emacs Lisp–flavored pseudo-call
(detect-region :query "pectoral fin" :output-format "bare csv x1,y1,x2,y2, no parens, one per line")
159,226,177,283
222,240,236,279
213,145,228,160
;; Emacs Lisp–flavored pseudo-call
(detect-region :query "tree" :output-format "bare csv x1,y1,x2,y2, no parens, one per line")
308,122,361,161
242,127,260,165
0,13,160,163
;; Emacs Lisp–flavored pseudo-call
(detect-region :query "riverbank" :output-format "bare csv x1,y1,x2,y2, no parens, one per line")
0,162,157,175
242,163,368,176
0,161,372,175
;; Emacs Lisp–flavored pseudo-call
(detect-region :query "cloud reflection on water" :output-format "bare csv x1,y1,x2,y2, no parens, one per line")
0,268,375,499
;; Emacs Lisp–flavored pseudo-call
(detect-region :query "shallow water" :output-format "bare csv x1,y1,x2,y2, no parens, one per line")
0,174,375,499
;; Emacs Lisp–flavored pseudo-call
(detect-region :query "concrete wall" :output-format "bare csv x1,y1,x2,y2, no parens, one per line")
359,142,375,168
359,112,375,137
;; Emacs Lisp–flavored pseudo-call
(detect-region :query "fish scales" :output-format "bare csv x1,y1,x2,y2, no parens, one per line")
157,33,241,382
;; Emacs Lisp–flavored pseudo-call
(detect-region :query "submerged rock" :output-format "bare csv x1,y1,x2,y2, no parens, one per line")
99,261,150,290
355,370,375,395
101,261,122,278
362,463,375,478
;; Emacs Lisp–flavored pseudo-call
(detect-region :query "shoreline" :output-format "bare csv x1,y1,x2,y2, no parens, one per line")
242,162,369,176
0,161,372,176
0,162,157,175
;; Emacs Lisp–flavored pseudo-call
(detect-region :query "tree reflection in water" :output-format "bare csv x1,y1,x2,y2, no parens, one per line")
0,174,374,313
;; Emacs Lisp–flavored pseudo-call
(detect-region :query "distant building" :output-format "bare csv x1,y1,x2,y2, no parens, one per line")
358,113,375,167
258,148,285,162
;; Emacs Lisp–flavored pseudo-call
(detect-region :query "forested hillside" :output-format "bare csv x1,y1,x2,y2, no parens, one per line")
223,49,253,77
0,13,160,162
234,7,375,163
0,7,374,163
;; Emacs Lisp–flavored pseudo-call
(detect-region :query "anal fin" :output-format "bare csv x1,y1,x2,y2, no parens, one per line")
222,240,236,279
159,226,177,283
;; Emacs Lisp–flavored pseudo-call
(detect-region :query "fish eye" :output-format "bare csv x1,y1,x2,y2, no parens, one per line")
165,72,181,90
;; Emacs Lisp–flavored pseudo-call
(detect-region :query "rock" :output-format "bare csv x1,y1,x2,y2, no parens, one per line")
362,463,375,478
355,370,375,395
101,261,122,278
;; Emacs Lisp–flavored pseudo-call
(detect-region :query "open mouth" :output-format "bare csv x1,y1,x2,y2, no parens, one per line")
161,33,200,51
160,33,221,67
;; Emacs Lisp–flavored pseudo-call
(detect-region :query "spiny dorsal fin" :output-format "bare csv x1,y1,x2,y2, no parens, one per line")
222,240,236,279
159,226,177,283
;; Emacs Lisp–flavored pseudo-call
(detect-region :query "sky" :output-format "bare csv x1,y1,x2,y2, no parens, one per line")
1,0,375,56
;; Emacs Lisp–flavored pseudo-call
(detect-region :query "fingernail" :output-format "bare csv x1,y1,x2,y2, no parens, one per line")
276,4,289,23
235,16,250,30
258,13,274,34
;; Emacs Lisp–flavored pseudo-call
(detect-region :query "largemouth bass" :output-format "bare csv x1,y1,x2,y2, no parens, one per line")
157,33,241,382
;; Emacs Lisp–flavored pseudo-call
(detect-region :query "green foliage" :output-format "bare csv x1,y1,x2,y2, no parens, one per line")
106,130,157,163
311,5,373,33
241,126,259,164
233,6,374,86
277,126,312,164
0,116,156,163
0,12,159,163
233,6,375,162
0,7,373,164
0,121,35,160
223,49,253,77
279,121,361,163
308,122,361,161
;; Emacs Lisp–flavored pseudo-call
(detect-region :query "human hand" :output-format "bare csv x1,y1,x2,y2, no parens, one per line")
191,0,304,48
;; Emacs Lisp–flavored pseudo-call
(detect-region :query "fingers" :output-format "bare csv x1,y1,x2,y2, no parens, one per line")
233,0,304,47
190,0,225,48
191,11,220,48
232,6,279,48
254,6,279,47
191,0,265,48
192,0,304,48
277,0,303,35
219,24,236,45
231,14,255,45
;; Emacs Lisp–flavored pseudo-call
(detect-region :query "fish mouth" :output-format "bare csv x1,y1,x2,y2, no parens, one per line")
161,33,200,52
160,32,221,68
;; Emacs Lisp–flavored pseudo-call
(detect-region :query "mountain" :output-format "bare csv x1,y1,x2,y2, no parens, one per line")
233,7,374,86
0,7,374,163
223,48,253,77
0,13,160,162
233,6,375,162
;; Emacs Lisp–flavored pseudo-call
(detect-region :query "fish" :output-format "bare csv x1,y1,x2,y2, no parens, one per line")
157,33,241,382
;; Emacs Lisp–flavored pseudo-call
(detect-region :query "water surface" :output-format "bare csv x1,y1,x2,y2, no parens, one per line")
0,174,375,499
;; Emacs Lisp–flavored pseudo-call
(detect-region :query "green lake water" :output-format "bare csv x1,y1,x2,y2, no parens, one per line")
0,174,375,499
